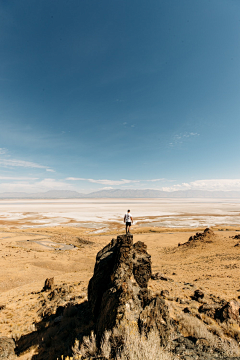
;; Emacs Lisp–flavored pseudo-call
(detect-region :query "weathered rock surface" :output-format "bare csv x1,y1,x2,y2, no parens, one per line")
151,272,172,281
198,303,220,318
0,337,16,359
199,300,240,324
42,277,54,291
88,234,171,345
193,289,204,301
218,300,240,323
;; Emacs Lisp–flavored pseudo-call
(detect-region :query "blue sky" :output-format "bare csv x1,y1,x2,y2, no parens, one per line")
1,0,240,193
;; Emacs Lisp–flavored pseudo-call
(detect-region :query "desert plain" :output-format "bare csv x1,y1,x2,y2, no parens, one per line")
0,198,240,359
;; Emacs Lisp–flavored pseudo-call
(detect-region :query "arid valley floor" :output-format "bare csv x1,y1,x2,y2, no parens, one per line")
0,199,240,359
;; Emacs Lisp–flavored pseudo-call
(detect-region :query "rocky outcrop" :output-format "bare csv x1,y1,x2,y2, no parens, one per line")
178,227,216,247
42,277,54,291
199,300,240,324
232,234,240,239
218,300,240,323
192,289,204,301
88,234,170,345
188,228,215,243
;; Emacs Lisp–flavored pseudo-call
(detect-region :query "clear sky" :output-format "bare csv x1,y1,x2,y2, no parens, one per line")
1,0,240,193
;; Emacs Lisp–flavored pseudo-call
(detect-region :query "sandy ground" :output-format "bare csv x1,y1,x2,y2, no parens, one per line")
0,199,240,358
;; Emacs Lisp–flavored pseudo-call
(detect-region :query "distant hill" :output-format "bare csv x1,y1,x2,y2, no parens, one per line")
0,190,84,199
1,189,240,199
84,189,240,198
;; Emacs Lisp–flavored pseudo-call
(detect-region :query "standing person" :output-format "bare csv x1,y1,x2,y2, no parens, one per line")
124,210,133,234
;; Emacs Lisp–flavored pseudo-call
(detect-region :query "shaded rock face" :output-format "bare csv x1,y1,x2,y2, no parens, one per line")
88,234,170,345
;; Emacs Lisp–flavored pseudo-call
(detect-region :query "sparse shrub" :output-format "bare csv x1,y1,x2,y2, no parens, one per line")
222,321,240,343
100,330,111,358
220,338,240,357
177,313,216,346
177,313,240,357
208,323,224,337
75,331,97,358
71,325,172,360
115,326,172,360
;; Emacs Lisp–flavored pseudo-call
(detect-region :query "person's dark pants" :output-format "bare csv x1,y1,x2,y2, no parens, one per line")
126,222,131,233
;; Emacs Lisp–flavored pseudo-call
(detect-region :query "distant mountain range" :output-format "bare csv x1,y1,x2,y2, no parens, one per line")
1,189,240,199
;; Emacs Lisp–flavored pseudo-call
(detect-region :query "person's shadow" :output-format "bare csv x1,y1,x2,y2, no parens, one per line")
15,301,93,360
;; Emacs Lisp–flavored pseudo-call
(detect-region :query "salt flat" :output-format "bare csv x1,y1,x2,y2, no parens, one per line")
0,198,240,229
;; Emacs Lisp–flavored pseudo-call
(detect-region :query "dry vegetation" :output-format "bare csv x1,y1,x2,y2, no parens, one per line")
70,325,172,360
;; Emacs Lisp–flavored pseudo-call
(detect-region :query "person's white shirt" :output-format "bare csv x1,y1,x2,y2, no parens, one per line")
125,213,132,222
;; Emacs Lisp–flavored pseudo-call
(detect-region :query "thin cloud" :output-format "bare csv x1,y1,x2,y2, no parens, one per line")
0,178,74,193
0,157,54,172
66,177,172,185
0,148,7,154
66,178,140,185
147,178,166,182
169,132,200,147
162,179,240,192
0,176,38,180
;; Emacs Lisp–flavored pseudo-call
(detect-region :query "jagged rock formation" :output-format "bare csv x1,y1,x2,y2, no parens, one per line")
179,228,216,247
188,227,215,243
88,234,171,346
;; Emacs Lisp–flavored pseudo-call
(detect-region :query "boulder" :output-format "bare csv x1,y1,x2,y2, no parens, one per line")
42,277,54,291
193,289,204,301
232,234,240,239
218,300,240,323
161,289,169,298
198,303,220,318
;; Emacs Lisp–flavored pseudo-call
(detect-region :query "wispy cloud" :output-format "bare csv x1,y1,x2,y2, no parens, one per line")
0,156,54,172
147,178,166,182
66,178,140,185
0,176,38,180
0,148,7,154
0,178,73,193
169,132,200,147
66,177,172,186
162,179,240,192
